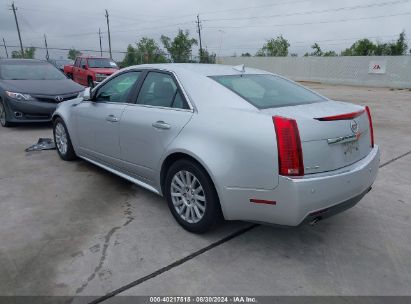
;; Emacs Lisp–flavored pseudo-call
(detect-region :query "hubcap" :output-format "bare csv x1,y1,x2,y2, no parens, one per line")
0,103,5,126
55,122,68,155
170,170,206,224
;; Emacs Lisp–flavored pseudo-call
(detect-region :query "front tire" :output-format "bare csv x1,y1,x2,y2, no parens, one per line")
53,118,76,161
0,100,12,128
165,159,222,233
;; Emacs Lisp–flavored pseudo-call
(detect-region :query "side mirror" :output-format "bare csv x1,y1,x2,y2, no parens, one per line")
83,87,92,101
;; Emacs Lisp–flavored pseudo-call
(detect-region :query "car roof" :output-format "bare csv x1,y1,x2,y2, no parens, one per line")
125,63,271,77
78,56,111,59
0,59,49,65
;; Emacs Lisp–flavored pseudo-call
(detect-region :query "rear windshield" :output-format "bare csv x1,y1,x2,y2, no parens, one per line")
0,63,66,80
210,74,326,109
87,58,118,69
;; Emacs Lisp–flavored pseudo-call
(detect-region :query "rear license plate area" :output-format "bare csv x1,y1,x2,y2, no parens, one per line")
343,140,360,162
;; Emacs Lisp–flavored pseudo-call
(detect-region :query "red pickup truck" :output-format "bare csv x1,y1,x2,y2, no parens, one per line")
64,56,119,87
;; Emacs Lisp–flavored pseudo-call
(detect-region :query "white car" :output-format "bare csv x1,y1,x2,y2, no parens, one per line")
52,64,380,233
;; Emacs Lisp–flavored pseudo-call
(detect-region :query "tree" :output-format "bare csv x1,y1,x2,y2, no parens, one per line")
323,50,337,57
390,31,408,55
241,52,251,57
136,37,168,64
121,38,168,67
341,39,375,56
341,32,408,56
256,35,289,57
308,43,323,56
11,47,36,59
199,48,216,63
68,48,82,60
161,29,197,63
122,44,137,67
290,53,298,57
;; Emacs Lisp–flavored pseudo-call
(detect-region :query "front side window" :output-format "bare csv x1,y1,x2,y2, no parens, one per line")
94,71,141,103
210,74,326,109
80,58,87,69
136,72,187,109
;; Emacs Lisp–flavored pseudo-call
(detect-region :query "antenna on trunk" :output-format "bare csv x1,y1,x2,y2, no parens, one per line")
233,64,245,73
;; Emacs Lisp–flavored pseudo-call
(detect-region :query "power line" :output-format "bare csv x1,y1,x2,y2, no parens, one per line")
202,0,411,22
204,11,411,29
0,44,127,54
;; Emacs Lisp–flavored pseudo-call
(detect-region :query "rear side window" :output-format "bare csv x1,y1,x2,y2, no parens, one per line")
137,72,188,109
210,74,326,109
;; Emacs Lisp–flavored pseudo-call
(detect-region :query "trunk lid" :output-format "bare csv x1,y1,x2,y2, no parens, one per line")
262,100,372,174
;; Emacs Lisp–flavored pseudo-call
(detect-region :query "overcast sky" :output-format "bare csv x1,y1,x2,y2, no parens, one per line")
1,0,410,61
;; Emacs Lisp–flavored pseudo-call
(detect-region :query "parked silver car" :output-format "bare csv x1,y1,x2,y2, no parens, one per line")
52,64,380,233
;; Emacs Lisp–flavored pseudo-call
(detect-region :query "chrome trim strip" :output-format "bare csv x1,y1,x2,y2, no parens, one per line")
78,155,160,195
327,134,357,145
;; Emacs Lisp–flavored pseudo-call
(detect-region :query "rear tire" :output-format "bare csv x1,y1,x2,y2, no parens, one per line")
165,159,222,233
0,100,12,128
53,118,76,161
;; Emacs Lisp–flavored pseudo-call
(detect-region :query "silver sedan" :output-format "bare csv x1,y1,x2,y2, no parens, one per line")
52,64,380,233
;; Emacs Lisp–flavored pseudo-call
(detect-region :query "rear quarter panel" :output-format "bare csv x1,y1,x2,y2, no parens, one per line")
163,107,279,195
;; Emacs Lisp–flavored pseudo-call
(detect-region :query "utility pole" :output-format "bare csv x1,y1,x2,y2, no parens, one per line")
196,14,203,63
10,2,24,58
44,34,49,60
98,28,103,56
2,38,9,58
105,9,112,59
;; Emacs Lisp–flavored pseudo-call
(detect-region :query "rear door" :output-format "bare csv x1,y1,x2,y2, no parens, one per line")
119,70,193,184
74,70,142,169
78,58,88,85
72,58,81,83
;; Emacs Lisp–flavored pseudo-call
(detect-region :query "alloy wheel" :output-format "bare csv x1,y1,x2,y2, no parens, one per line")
55,122,68,155
170,170,207,224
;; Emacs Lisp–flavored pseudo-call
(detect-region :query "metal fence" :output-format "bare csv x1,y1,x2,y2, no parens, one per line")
218,56,411,89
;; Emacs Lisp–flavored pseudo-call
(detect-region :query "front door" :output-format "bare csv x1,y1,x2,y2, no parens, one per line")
119,71,193,184
75,71,142,169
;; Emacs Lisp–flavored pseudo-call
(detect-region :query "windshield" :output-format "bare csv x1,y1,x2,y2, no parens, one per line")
87,58,118,69
210,74,326,109
55,59,73,66
0,63,66,80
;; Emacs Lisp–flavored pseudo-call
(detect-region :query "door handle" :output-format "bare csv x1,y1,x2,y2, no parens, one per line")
152,121,171,130
106,115,118,123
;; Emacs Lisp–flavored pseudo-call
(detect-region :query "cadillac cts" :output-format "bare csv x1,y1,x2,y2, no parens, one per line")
52,64,380,233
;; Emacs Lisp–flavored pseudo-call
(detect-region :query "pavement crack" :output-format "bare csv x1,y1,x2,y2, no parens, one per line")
75,200,135,295
75,226,121,295
89,224,259,304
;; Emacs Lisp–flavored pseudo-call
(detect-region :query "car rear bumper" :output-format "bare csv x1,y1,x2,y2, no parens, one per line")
3,97,57,122
220,145,380,226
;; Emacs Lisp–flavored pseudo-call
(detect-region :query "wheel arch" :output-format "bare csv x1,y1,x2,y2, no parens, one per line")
159,151,227,218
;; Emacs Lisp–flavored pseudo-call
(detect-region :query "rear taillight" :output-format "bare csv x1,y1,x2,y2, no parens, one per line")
365,106,374,148
273,116,304,176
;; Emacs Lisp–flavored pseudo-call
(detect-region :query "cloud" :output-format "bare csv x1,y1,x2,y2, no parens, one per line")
1,0,410,60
